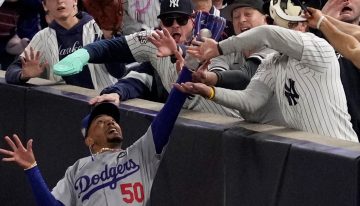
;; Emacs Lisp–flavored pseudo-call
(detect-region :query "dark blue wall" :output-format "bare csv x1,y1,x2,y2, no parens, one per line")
0,79,360,206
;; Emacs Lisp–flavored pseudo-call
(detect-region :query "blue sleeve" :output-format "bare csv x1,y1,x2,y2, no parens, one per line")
85,36,136,64
5,57,29,84
151,67,191,154
104,62,128,79
100,78,150,101
25,167,64,206
100,62,154,101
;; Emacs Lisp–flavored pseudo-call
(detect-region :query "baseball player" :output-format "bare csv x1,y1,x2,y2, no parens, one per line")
53,0,241,118
0,51,190,206
5,0,124,90
176,0,358,142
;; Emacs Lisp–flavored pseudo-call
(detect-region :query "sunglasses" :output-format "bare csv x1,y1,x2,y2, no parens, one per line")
161,15,190,27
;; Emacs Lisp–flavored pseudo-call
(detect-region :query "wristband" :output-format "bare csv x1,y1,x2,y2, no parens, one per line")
208,86,215,100
217,43,223,55
316,16,326,30
24,161,37,171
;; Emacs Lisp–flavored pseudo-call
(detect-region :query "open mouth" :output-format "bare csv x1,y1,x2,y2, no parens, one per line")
108,128,119,135
172,33,181,43
341,6,352,14
240,27,250,33
57,6,66,11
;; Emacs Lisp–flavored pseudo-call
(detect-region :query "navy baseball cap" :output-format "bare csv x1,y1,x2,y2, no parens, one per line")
81,102,120,137
221,0,264,21
158,0,194,18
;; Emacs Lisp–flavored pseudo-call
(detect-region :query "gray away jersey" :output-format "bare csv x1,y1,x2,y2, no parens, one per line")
52,128,159,205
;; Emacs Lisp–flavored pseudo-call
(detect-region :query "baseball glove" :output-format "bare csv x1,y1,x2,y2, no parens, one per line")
193,11,226,41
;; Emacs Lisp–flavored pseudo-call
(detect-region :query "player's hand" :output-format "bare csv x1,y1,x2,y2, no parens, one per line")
20,47,48,80
89,93,121,107
148,28,178,57
187,38,220,61
321,0,349,20
0,134,36,170
173,82,212,98
191,60,211,83
303,7,324,29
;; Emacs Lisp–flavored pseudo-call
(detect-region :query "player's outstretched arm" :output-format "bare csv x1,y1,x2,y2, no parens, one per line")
0,135,63,206
151,51,189,154
151,12,228,153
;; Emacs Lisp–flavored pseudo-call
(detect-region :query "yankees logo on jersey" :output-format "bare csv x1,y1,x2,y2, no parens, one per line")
284,78,299,106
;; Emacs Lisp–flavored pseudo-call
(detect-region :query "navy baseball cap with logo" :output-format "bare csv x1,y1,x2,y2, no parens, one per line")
81,102,120,137
158,0,194,18
221,0,264,21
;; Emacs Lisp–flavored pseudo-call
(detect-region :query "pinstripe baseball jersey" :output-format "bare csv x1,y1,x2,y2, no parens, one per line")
125,30,241,118
52,128,160,206
207,46,286,126
126,0,160,30
6,12,117,90
216,25,357,141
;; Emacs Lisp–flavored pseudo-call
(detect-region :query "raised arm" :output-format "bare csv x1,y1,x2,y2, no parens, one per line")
189,25,304,61
325,15,360,41
321,0,360,40
305,7,360,69
151,51,189,154
6,43,48,84
0,135,63,206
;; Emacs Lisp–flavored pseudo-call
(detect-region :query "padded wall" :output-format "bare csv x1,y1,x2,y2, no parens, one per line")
0,80,360,206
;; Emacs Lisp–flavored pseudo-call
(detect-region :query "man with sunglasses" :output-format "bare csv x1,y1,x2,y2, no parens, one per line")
173,0,286,126
53,0,241,118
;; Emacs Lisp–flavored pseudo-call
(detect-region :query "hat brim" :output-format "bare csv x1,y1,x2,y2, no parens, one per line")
84,102,120,137
221,3,263,21
158,11,192,19
272,4,306,22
